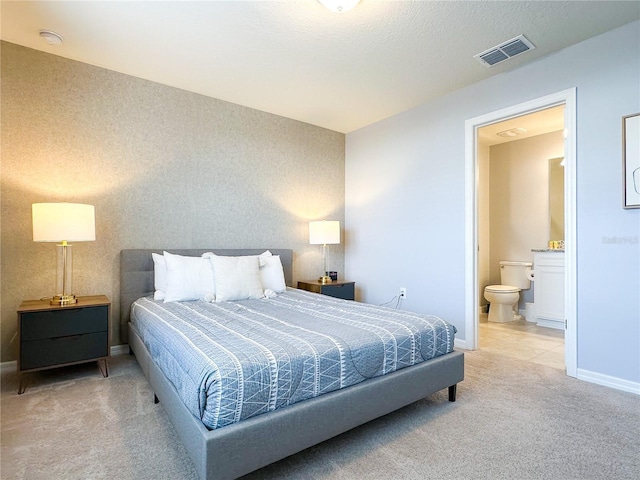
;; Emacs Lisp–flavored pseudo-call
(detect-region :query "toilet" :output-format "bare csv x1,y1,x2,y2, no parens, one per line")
484,261,533,323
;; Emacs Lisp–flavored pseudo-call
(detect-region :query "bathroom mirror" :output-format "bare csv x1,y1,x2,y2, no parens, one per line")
549,157,564,241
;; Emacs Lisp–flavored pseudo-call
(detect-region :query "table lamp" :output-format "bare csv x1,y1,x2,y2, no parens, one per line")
309,220,340,284
32,203,96,305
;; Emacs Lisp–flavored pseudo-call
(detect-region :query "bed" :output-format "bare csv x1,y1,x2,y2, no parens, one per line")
121,248,464,479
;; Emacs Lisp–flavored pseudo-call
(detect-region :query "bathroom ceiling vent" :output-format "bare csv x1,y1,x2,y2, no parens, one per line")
474,35,536,67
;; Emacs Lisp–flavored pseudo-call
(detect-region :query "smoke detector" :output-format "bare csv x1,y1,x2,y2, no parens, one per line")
317,0,361,13
39,30,64,46
474,35,535,67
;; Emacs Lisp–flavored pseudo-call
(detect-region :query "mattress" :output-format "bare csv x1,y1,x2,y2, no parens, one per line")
130,288,456,430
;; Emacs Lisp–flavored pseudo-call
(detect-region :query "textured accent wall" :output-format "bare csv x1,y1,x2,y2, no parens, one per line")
1,42,345,361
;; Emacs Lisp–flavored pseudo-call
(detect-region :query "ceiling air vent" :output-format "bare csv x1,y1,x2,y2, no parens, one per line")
474,34,536,67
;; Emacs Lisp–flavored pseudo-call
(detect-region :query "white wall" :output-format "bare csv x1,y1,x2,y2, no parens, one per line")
345,22,640,385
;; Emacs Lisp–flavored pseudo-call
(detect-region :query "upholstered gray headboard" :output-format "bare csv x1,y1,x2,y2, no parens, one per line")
120,249,293,325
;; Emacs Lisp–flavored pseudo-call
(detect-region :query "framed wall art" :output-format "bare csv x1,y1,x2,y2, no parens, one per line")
623,112,640,209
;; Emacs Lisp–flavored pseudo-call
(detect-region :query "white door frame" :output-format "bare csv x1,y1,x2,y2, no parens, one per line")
464,88,577,377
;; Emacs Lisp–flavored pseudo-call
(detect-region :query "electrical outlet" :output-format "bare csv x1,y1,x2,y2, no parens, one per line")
399,287,407,299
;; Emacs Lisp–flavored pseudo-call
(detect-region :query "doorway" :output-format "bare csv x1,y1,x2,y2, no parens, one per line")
464,89,577,377
477,106,565,369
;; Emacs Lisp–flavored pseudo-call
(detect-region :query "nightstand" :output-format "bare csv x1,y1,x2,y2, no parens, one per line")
17,295,111,394
297,280,355,301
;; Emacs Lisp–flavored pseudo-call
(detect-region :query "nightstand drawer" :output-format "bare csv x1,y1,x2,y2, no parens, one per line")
20,332,109,370
321,283,355,300
297,280,356,301
20,306,108,341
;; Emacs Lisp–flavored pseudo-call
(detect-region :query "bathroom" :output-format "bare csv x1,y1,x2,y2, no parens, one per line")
477,106,566,369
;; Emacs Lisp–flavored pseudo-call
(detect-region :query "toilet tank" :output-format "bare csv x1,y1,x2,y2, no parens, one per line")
500,261,533,289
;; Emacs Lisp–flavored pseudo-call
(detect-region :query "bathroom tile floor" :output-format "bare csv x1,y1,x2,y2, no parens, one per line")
479,313,565,371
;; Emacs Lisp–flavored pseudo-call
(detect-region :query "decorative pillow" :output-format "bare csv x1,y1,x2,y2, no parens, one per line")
151,252,167,301
163,251,215,302
259,255,286,293
258,250,272,267
210,255,264,302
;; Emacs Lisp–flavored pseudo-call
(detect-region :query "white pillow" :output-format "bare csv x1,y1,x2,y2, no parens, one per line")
259,255,286,293
202,250,272,269
163,251,215,302
210,255,264,302
258,250,272,266
152,253,167,301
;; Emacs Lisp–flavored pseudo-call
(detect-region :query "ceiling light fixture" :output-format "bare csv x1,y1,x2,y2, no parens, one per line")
318,0,361,13
496,127,527,138
39,29,64,46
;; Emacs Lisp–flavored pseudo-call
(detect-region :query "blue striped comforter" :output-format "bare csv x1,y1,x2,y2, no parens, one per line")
130,288,456,430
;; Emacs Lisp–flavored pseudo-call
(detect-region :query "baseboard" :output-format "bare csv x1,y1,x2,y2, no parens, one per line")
454,338,468,350
110,344,130,356
535,318,564,330
0,344,130,374
1,360,17,373
577,368,640,395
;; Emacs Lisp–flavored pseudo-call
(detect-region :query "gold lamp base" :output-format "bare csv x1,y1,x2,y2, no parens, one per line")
318,275,333,284
50,294,78,306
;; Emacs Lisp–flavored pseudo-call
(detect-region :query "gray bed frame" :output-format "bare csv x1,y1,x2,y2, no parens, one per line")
121,249,464,480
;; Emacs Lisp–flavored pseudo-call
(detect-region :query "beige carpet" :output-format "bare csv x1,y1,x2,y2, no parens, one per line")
1,350,639,480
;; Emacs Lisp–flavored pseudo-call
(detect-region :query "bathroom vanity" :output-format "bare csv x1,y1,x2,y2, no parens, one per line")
532,251,565,330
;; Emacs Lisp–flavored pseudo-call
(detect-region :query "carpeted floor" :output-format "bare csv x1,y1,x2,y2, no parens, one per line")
1,350,639,479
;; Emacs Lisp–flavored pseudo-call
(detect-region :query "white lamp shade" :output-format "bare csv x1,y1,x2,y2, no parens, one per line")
309,221,340,245
32,203,96,242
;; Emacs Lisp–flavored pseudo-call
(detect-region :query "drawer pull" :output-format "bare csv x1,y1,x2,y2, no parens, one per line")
53,334,83,341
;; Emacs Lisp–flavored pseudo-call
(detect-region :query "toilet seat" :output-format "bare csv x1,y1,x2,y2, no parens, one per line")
485,285,520,293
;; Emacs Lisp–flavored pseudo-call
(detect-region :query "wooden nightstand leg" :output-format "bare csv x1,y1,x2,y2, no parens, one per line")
18,373,26,395
98,358,109,378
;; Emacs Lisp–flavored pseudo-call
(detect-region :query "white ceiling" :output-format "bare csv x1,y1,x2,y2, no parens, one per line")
2,1,638,133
